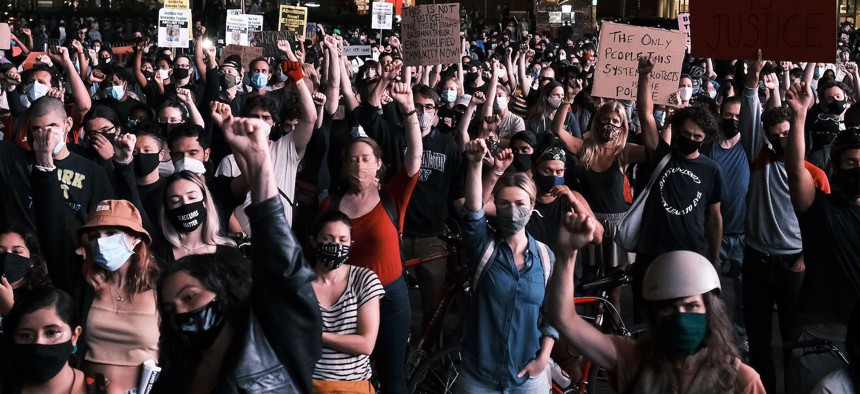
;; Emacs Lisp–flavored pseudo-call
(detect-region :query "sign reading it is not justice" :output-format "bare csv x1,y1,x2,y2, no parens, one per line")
401,3,461,67
593,22,686,106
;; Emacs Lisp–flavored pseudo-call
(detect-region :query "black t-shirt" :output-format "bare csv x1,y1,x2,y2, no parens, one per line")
464,81,489,97
526,196,570,248
574,160,628,214
0,142,115,230
798,191,860,324
636,139,723,256
403,130,464,237
96,97,144,121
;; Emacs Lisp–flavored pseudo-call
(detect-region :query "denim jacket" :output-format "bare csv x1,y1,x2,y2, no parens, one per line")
461,207,559,389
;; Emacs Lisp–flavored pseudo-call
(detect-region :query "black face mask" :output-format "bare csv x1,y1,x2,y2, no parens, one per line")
833,167,860,199
827,98,848,115
0,252,33,283
316,242,350,270
722,118,740,139
133,152,160,177
673,135,702,155
173,297,225,350
173,67,190,80
768,138,786,156
167,201,206,233
159,122,180,136
12,340,74,383
512,153,533,172
142,70,154,80
465,72,479,83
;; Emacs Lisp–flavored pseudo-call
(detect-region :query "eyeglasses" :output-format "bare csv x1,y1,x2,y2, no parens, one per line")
415,104,436,112
85,125,117,136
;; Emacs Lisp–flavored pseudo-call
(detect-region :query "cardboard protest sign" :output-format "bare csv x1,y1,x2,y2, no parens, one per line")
226,14,250,46
372,2,394,30
592,22,686,106
164,0,189,9
112,46,134,63
222,44,263,70
251,30,293,57
690,0,837,62
344,45,372,57
158,9,192,48
278,5,307,36
678,13,691,49
0,24,10,50
247,15,264,33
401,3,461,67
22,52,46,70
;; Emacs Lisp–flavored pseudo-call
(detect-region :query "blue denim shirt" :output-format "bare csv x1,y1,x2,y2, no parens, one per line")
461,207,559,389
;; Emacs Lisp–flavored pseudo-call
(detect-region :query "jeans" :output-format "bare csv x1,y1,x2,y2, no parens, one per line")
402,235,447,327
455,367,551,394
374,276,411,394
721,234,746,338
742,246,804,394
631,254,656,325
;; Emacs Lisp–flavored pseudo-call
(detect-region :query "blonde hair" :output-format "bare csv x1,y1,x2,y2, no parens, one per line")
493,173,537,205
159,172,235,249
580,101,629,170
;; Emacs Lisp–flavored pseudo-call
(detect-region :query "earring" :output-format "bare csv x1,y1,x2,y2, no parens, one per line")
73,345,78,354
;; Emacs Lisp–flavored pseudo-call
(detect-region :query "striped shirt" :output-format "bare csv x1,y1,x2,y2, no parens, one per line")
312,265,385,381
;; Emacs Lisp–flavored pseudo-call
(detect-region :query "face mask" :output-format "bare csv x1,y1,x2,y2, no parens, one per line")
814,67,821,79
0,253,33,282
133,152,160,177
101,57,111,64
827,98,848,115
708,91,717,100
768,137,786,156
93,46,101,53
167,200,206,233
495,204,532,236
441,89,457,103
512,153,532,172
722,118,740,139
547,97,562,109
250,72,269,90
173,297,225,349
658,312,708,356
494,96,508,112
91,232,136,271
599,123,622,141
73,60,80,71
275,71,288,83
26,81,50,102
158,69,171,80
12,340,74,383
417,111,434,132
534,173,565,191
679,87,693,102
465,72,479,83
173,67,190,80
106,85,125,100
673,135,702,155
316,242,350,270
142,70,154,80
219,73,239,89
833,167,860,199
173,157,206,175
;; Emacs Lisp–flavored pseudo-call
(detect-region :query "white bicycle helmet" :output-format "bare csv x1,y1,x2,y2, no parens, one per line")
642,251,721,301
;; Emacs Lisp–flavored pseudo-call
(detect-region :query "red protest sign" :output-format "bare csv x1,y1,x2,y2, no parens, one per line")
690,0,837,63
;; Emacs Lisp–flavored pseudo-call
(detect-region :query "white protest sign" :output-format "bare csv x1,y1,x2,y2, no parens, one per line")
158,9,192,48
401,3,461,67
344,45,372,57
593,22,686,106
678,13,691,50
227,9,242,15
247,14,264,33
226,14,250,46
372,2,394,30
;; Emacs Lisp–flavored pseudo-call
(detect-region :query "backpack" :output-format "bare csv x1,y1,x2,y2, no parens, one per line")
472,238,553,291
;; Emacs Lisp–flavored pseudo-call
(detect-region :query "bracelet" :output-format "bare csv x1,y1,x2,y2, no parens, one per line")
404,109,417,117
34,164,56,172
492,169,505,176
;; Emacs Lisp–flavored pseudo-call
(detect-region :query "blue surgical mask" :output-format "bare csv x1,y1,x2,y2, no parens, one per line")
90,232,136,272
250,72,269,90
441,89,457,103
26,82,50,102
534,173,565,191
106,85,125,100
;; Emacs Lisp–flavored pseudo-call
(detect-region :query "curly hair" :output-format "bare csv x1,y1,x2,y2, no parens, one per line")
0,223,52,291
669,106,719,142
762,107,792,131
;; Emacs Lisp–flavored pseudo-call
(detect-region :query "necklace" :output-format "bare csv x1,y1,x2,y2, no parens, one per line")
180,243,209,255
68,368,77,394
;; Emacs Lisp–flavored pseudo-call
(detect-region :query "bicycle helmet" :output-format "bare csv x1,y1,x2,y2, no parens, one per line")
642,251,720,301
832,127,860,164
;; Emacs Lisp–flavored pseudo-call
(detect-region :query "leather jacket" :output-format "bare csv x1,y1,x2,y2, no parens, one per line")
153,197,322,393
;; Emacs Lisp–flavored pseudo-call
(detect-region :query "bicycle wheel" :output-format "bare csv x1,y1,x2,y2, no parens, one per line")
408,345,463,394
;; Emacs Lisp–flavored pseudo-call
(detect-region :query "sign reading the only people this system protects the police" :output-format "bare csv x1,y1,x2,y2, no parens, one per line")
401,3,461,67
593,22,686,106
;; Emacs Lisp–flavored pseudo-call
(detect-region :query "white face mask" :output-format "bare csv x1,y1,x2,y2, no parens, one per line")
679,87,693,102
708,91,717,100
418,111,435,132
494,96,509,112
158,69,170,80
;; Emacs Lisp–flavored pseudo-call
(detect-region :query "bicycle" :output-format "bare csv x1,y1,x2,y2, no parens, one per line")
403,229,470,380
551,269,638,394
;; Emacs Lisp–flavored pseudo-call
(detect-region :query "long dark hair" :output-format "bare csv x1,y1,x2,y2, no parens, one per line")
156,253,251,360
0,223,52,291
83,105,125,135
630,292,739,392
4,287,79,339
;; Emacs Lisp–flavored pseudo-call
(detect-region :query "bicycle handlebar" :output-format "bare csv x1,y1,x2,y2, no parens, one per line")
580,272,632,292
